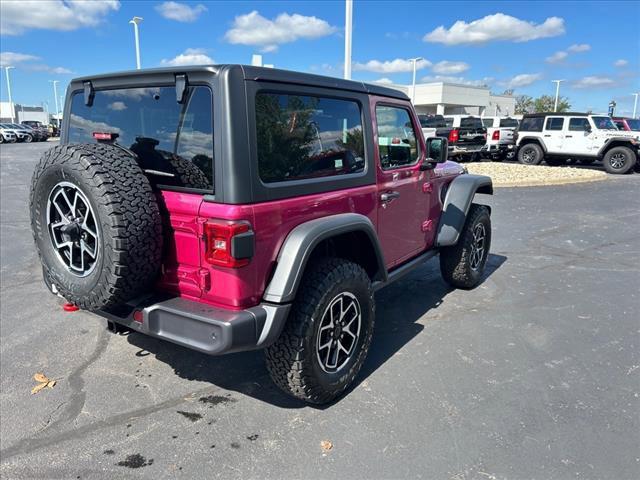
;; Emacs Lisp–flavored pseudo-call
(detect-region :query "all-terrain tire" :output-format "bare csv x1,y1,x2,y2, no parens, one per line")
265,258,374,404
602,146,637,174
440,204,491,289
167,154,211,189
30,144,163,310
517,143,544,165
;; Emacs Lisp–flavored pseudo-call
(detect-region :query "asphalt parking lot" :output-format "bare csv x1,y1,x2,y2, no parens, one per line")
1,141,639,479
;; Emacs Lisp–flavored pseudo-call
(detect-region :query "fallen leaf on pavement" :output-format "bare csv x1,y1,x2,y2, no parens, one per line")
31,382,48,395
320,440,333,452
34,373,49,383
46,380,56,389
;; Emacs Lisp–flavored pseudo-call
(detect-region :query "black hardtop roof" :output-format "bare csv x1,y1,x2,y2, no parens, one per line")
522,112,594,117
71,64,409,101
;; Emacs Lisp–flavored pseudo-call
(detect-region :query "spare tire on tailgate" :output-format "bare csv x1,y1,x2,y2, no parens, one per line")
30,144,163,310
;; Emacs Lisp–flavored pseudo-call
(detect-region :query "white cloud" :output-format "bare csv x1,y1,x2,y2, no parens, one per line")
372,78,394,85
1,0,119,36
614,59,629,67
420,75,494,87
546,43,590,63
107,101,127,111
546,51,568,63
353,58,431,73
567,43,590,53
572,76,615,89
224,11,335,52
502,73,543,88
0,51,72,73
431,61,470,75
155,2,207,22
0,51,40,66
424,13,565,45
160,48,214,66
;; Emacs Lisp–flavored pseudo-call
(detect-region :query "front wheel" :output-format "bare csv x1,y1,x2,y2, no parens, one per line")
265,258,374,404
517,143,544,165
603,146,636,174
24,134,33,143
440,204,491,289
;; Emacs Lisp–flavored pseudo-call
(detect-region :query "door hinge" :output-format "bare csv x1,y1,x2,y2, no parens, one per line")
422,182,433,193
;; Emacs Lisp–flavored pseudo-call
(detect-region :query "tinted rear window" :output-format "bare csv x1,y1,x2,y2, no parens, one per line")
460,117,482,128
519,116,544,132
482,118,493,128
255,93,365,183
418,115,446,128
499,118,519,128
68,86,214,191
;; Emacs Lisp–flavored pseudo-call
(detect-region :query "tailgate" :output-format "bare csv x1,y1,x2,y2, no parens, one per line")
457,126,486,147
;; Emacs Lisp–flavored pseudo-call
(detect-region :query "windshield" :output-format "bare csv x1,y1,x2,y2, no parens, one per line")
68,86,214,191
592,116,618,130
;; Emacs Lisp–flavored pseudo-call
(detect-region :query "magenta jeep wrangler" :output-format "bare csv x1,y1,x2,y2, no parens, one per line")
30,65,493,404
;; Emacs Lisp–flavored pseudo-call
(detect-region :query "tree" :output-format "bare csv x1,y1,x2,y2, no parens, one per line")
533,94,571,113
515,95,534,114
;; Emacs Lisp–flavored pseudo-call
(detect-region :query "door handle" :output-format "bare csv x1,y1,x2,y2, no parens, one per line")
543,134,551,137
380,191,401,202
565,135,573,138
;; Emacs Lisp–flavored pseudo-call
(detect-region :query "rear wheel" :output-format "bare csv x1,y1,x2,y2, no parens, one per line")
603,146,636,174
517,143,544,165
440,204,491,289
265,258,374,404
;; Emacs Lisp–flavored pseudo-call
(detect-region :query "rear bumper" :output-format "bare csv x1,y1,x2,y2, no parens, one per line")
97,295,291,355
482,143,514,155
449,144,485,156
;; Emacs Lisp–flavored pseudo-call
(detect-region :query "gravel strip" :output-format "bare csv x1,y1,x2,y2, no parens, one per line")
465,162,608,187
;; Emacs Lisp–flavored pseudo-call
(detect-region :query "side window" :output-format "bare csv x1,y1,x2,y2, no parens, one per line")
255,93,365,183
568,118,590,131
614,121,625,130
444,117,453,127
375,105,419,170
519,117,544,132
176,87,214,186
545,117,565,131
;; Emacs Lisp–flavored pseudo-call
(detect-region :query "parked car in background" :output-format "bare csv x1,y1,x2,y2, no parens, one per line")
12,123,46,142
436,115,487,161
0,125,18,143
480,116,518,160
418,114,448,139
515,112,639,174
0,123,34,143
22,121,50,141
612,117,640,132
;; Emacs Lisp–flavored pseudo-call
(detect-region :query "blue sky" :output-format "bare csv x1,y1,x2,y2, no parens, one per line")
1,0,639,115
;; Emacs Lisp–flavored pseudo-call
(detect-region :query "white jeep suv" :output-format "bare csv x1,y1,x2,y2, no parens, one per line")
515,113,639,174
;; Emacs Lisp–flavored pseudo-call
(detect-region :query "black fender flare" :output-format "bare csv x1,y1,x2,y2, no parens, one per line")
436,174,493,247
518,136,548,153
597,138,639,158
262,213,387,304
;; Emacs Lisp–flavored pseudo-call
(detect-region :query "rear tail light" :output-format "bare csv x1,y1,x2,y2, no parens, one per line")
204,220,253,268
448,129,459,143
92,132,119,142
492,130,500,141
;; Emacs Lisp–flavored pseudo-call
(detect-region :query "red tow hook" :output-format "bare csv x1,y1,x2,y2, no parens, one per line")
62,303,80,312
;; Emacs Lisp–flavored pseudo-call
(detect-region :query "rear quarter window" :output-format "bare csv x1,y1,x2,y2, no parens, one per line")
519,117,544,132
255,93,365,183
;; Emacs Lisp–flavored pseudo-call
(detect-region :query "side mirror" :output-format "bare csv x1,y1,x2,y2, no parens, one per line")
420,137,448,170
584,123,592,133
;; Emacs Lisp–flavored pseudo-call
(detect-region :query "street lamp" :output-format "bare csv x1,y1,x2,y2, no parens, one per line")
632,92,639,119
49,80,60,121
3,66,15,123
409,57,423,104
551,79,565,112
344,0,352,80
129,16,143,70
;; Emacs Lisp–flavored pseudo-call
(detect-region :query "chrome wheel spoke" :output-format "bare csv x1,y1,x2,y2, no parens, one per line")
316,292,362,374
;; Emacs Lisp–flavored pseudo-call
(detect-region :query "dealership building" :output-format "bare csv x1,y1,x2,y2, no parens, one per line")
387,82,516,117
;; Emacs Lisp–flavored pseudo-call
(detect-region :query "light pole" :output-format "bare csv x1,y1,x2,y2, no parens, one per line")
49,80,59,125
129,16,143,70
632,93,639,119
344,0,352,80
3,66,15,123
552,79,564,112
409,57,423,104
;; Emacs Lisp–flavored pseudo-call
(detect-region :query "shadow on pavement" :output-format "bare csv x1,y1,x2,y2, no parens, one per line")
125,253,507,409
